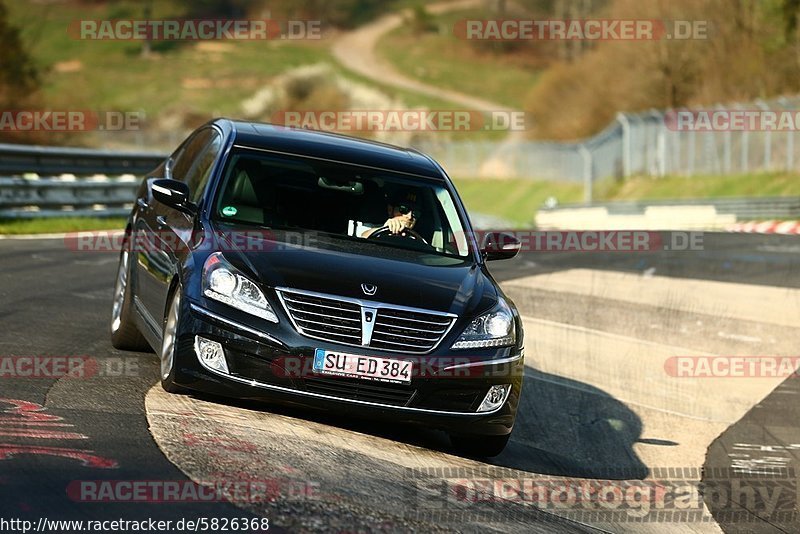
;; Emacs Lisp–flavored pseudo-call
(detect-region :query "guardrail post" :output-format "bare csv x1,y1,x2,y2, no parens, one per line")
674,115,683,175
780,97,794,171
756,100,771,171
653,111,666,177
579,144,593,204
616,112,631,178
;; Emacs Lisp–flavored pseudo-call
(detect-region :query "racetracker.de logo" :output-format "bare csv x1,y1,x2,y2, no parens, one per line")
64,230,317,253
271,110,527,132
0,356,139,379
665,356,800,378
454,19,709,41
69,19,321,41
0,111,142,132
665,109,800,131
68,479,319,503
470,231,704,253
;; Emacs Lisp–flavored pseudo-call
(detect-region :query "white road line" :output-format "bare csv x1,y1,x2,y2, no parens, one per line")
716,331,763,343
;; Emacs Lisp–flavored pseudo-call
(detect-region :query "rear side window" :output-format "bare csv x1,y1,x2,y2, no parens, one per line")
170,128,215,183
186,132,223,202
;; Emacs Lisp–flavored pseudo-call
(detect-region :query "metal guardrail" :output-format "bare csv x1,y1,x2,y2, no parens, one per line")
540,197,800,221
0,143,166,175
0,178,142,219
0,144,166,219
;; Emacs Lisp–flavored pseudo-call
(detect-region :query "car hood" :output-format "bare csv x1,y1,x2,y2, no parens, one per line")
213,225,495,316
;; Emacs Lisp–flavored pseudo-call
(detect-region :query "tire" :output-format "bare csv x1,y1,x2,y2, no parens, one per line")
110,242,151,352
159,287,189,394
449,433,510,458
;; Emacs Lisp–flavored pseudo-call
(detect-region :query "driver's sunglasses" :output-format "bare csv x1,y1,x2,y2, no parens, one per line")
396,204,418,219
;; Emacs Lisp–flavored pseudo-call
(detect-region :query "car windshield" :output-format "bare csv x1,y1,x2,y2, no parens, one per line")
212,149,472,258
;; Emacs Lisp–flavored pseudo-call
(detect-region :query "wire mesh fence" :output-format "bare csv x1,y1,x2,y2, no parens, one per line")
414,96,800,192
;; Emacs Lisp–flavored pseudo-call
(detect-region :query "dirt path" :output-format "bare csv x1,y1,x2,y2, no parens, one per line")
331,0,514,113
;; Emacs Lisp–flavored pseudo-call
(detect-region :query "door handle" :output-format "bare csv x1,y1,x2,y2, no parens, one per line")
137,198,149,210
156,215,167,228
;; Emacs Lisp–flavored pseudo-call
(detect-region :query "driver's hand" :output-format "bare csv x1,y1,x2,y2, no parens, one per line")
385,215,414,234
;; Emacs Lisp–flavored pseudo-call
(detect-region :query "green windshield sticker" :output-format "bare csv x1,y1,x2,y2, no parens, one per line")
222,206,238,217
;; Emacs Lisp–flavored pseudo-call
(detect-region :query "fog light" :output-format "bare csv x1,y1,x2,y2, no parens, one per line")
194,336,229,374
477,384,511,413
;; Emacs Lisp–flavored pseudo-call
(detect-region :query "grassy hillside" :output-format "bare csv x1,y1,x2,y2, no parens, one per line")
377,9,542,109
8,1,330,121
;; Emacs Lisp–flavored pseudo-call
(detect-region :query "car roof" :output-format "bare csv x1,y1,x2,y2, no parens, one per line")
218,119,445,179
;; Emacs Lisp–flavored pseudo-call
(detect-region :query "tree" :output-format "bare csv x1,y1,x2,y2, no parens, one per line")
0,0,39,108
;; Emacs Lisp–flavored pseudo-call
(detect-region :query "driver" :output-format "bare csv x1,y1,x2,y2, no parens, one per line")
358,191,419,238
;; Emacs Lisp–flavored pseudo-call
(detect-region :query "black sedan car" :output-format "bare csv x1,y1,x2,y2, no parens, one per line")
111,119,524,456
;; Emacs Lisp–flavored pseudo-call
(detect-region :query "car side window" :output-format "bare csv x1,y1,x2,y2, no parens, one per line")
170,128,215,184
185,132,223,202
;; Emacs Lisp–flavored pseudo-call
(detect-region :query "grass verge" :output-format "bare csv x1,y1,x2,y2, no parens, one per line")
452,178,583,226
0,218,127,235
453,172,800,226
594,172,800,200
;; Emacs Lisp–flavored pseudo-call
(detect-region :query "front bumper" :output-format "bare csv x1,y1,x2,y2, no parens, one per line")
172,300,525,436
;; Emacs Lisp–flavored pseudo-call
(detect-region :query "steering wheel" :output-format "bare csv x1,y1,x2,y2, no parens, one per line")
368,225,430,245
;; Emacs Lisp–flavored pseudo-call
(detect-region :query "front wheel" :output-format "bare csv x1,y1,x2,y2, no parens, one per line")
160,288,188,394
110,244,150,351
449,433,510,457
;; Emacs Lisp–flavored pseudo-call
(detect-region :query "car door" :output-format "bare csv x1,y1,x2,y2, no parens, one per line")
137,127,223,332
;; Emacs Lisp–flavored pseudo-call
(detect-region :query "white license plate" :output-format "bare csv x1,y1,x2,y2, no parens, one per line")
313,349,413,384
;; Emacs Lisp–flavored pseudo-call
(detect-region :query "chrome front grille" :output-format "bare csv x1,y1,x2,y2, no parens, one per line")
370,308,454,352
276,288,456,354
279,291,362,345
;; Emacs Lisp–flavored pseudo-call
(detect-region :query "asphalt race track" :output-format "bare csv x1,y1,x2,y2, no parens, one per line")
0,232,798,533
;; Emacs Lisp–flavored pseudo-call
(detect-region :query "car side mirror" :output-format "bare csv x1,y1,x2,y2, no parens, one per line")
151,179,195,214
482,232,521,261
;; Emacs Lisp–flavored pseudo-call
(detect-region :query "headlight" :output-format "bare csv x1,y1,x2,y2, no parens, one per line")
202,252,278,323
451,299,515,349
